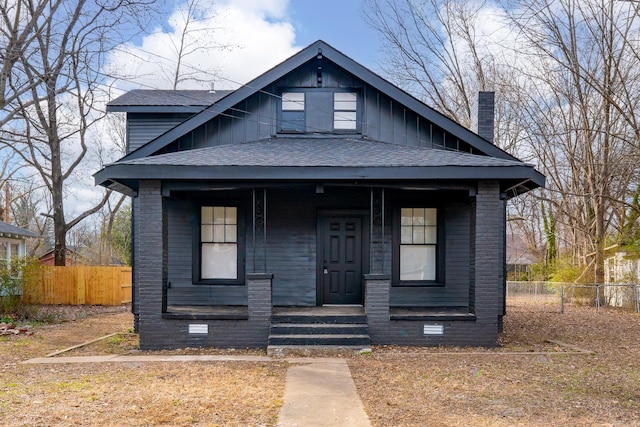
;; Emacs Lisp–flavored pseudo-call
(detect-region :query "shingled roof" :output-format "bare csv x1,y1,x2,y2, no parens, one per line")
0,221,39,238
116,40,520,162
95,137,543,195
107,89,234,113
121,137,526,168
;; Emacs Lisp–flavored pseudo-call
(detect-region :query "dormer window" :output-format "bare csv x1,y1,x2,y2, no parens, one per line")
281,92,305,132
278,89,359,134
334,92,357,130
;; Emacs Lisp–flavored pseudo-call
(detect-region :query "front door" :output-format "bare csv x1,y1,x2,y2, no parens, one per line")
319,216,363,305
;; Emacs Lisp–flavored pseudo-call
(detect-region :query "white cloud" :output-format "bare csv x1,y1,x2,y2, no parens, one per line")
104,0,299,91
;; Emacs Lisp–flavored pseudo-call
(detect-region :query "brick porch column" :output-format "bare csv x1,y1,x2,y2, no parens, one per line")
247,273,273,345
473,181,505,342
136,180,165,349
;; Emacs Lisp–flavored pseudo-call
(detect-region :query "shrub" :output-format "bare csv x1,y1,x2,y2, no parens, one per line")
0,257,42,321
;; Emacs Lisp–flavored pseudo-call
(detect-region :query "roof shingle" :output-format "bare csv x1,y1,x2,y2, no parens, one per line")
120,137,526,168
108,89,233,107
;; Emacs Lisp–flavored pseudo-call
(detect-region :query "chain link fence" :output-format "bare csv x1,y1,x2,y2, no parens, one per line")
506,281,640,313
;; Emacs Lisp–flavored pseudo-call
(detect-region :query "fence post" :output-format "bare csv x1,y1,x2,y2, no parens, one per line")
560,285,564,314
595,285,600,313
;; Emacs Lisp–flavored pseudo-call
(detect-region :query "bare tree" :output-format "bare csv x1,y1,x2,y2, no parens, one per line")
505,0,640,282
366,0,640,282
0,0,160,265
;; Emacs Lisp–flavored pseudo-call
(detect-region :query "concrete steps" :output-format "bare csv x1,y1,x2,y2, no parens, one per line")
267,311,371,355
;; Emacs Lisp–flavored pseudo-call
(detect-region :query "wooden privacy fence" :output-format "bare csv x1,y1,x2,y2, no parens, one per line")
22,266,132,306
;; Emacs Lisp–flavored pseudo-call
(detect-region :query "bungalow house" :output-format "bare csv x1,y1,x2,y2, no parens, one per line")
95,40,544,350
0,220,39,297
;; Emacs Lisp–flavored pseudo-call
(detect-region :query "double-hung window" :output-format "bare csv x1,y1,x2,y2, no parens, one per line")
397,208,440,283
200,206,238,281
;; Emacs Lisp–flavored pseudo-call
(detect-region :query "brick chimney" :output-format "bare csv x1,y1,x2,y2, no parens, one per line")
471,91,495,143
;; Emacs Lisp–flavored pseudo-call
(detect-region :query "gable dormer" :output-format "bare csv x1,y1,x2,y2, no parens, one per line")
112,40,521,163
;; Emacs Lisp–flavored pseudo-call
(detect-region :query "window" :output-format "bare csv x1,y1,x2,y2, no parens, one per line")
0,242,7,267
333,92,357,130
399,208,438,282
10,243,18,259
280,92,305,132
200,206,237,280
279,89,359,133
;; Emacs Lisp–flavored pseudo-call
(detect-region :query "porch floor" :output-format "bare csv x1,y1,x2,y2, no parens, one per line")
273,306,365,316
162,305,366,320
389,306,476,321
163,305,248,320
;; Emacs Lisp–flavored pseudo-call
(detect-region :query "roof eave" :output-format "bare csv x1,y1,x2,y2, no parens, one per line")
95,163,544,193
106,105,206,114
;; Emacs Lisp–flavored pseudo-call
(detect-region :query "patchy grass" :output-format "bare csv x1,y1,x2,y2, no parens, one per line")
1,302,639,426
0,305,287,426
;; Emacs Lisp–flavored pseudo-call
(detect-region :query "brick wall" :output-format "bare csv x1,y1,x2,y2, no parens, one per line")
135,181,271,349
365,182,504,347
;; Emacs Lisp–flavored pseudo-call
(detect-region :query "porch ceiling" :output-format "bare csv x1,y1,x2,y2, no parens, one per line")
94,137,544,196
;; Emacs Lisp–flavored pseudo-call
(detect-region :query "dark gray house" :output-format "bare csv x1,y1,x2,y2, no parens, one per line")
95,40,544,350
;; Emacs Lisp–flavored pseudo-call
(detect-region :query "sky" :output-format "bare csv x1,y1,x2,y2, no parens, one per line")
105,0,385,93
62,0,386,217
287,0,382,69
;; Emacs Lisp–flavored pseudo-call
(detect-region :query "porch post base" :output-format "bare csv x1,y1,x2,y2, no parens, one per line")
364,274,390,342
247,273,273,346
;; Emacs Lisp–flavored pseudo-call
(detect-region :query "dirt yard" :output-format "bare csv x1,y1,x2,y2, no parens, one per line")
0,302,639,426
351,304,640,426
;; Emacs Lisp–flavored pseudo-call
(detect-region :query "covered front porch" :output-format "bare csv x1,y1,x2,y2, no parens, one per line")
131,179,504,349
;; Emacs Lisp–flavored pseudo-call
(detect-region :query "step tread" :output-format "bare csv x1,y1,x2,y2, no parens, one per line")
269,335,370,339
270,323,367,328
271,315,367,324
267,345,372,356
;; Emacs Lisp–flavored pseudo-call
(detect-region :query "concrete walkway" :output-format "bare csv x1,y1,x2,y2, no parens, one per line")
22,355,372,427
277,359,371,427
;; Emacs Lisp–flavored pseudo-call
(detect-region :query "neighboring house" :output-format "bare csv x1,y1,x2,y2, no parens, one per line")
506,233,540,280
604,246,640,308
0,220,39,265
95,40,545,350
38,248,87,266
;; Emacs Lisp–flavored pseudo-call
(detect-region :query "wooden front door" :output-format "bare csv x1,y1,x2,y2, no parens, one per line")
319,216,363,305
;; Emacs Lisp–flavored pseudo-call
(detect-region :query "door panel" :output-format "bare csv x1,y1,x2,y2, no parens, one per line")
321,217,363,304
